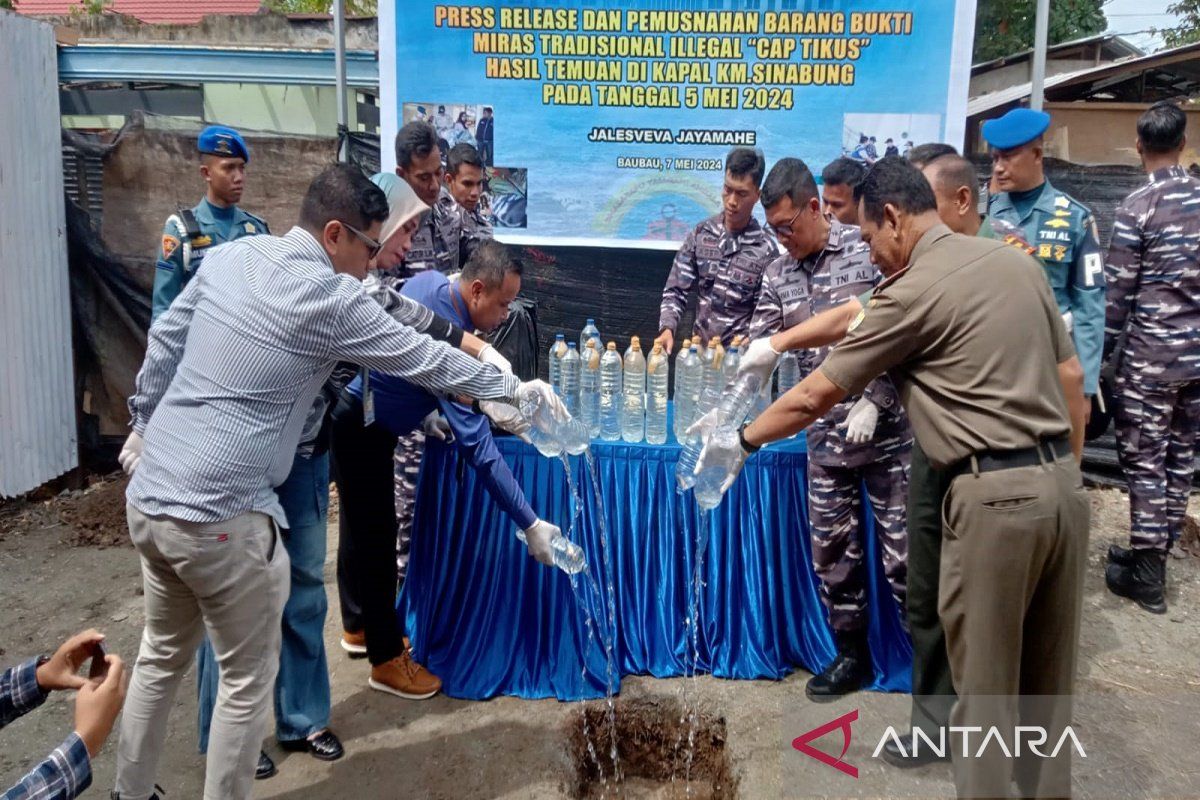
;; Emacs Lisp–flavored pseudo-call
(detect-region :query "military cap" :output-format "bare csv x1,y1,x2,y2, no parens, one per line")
981,108,1051,150
198,125,249,162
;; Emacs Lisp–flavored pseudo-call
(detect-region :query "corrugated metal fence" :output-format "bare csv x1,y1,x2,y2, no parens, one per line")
0,11,78,497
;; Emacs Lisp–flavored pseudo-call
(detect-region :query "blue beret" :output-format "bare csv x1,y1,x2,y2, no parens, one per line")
981,108,1051,150
198,125,249,162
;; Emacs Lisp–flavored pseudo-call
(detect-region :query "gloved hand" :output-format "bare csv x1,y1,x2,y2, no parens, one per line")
1061,311,1074,334
694,425,749,493
118,432,144,475
739,337,782,389
479,400,532,443
421,412,452,441
842,397,879,444
521,518,558,566
685,408,720,441
478,344,513,375
515,379,568,422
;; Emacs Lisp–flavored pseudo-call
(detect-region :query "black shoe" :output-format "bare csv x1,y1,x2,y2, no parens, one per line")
1107,543,1135,566
256,750,277,780
112,785,165,799
880,730,951,768
1105,549,1168,614
806,637,870,701
280,728,345,762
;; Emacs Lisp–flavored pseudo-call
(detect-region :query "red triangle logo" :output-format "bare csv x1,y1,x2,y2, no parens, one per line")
791,708,859,778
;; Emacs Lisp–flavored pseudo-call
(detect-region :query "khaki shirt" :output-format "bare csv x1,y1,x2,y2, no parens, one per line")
819,224,1074,470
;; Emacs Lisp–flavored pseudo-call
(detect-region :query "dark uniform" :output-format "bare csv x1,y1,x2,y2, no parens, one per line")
151,127,269,322
438,186,493,270
821,224,1088,799
397,188,468,276
749,220,911,636
659,213,777,347
984,109,1105,397
1106,165,1200,554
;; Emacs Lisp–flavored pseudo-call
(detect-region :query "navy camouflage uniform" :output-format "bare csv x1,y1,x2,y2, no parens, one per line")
439,186,494,269
749,220,912,633
989,181,1106,395
151,198,268,322
659,213,777,347
1106,164,1200,553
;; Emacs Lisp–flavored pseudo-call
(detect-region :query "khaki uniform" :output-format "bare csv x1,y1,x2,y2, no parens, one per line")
820,224,1089,799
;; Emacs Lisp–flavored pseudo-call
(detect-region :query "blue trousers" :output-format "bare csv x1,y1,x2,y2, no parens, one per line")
196,451,331,750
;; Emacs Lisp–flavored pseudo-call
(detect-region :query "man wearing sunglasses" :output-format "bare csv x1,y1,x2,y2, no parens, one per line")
657,147,776,353
748,157,912,703
113,164,561,800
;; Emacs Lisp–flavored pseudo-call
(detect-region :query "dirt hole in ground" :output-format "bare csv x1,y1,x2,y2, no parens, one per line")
566,696,737,799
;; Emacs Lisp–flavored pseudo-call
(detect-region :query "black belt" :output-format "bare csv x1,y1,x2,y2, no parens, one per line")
948,436,1071,479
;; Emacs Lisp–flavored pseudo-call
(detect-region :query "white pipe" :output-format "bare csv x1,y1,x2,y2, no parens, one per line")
1030,0,1050,111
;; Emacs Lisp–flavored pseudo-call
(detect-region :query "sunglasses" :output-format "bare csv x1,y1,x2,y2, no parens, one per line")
340,221,383,259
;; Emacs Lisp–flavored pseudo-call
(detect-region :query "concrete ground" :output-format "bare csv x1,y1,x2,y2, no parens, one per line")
1,478,1198,799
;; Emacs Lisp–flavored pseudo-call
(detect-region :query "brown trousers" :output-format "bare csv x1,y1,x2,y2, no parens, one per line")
939,455,1089,799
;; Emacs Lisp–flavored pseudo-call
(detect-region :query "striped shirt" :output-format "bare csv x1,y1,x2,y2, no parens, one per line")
127,226,518,527
1,658,91,800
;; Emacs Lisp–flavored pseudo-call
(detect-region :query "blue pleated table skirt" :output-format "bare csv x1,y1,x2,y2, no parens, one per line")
398,422,912,701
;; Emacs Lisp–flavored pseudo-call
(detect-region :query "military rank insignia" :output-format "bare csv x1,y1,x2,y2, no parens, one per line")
161,234,179,259
245,221,256,234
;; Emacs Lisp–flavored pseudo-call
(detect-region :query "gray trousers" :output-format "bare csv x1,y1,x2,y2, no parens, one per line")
116,505,290,800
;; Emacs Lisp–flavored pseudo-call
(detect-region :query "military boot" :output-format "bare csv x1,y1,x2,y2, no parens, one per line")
806,633,870,702
1105,548,1167,614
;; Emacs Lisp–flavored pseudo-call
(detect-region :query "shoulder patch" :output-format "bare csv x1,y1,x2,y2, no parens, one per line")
161,234,180,259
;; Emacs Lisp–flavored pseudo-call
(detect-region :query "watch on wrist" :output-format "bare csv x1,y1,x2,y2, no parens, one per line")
738,423,761,454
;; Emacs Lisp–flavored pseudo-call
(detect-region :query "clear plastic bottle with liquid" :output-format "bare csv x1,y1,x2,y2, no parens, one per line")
776,350,800,398
580,340,601,438
673,345,704,490
560,341,582,419
685,373,765,505
581,318,602,353
599,342,623,441
645,339,669,445
515,528,586,574
723,338,742,386
519,380,589,457
547,333,566,393
671,336,693,442
622,336,646,443
701,337,727,414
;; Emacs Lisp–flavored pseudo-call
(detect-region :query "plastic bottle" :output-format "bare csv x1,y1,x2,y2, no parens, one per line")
519,380,589,457
580,340,601,438
683,373,765,504
599,342,623,441
515,528,586,574
622,337,646,443
547,334,566,393
645,339,669,445
560,342,582,419
723,339,742,387
701,337,727,414
581,318,602,353
671,337,692,442
776,350,800,398
673,345,704,490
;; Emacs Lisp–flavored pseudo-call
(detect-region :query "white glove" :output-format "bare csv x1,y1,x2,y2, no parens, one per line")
479,400,532,443
842,397,879,444
118,431,143,475
521,518,558,566
685,408,720,441
1061,311,1074,334
739,337,782,388
478,344,513,375
421,411,452,441
694,426,749,493
515,379,568,422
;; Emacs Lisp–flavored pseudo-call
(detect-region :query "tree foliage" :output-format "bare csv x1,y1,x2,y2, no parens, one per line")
263,0,377,15
1158,0,1200,48
973,0,1107,62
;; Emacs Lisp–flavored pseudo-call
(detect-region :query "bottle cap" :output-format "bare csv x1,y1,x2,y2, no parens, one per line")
606,341,617,350
587,318,595,325
585,340,596,349
630,335,640,347
556,333,564,339
568,341,578,348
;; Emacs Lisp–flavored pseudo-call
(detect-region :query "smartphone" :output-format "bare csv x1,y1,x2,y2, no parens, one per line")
88,641,108,680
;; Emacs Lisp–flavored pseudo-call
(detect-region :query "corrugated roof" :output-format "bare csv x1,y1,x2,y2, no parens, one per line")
968,41,1200,117
14,0,265,24
972,33,1144,72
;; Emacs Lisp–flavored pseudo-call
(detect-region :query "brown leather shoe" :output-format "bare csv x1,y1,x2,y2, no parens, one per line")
340,630,367,658
368,652,442,700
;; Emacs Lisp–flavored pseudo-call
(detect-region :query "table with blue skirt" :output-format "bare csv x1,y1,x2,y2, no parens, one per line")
398,405,912,701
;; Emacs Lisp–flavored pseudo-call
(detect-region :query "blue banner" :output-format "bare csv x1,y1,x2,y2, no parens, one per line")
380,1,976,248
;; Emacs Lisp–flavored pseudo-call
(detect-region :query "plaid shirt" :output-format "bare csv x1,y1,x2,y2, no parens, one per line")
1,659,91,800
